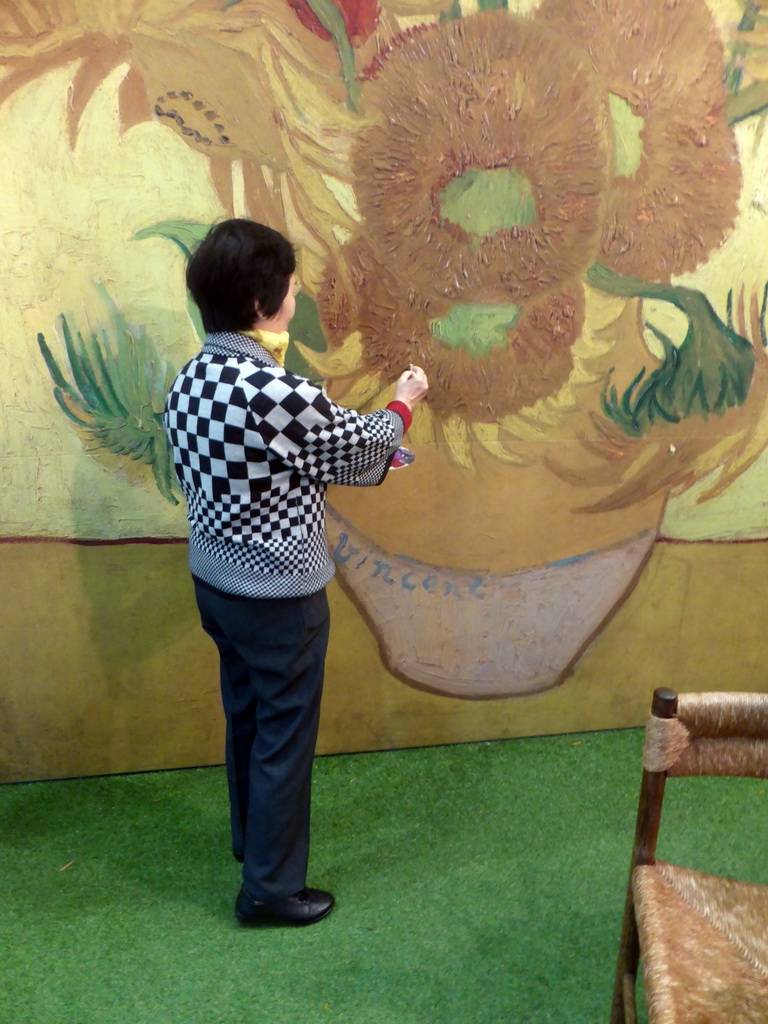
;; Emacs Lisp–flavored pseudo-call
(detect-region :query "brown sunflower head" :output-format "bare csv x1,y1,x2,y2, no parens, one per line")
319,241,584,422
536,0,742,281
352,10,612,304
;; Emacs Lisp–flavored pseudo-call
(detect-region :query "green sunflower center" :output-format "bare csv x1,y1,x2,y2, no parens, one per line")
429,303,522,357
438,168,538,244
609,93,645,178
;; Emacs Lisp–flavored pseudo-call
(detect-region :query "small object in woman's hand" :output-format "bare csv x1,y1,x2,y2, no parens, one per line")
391,447,415,469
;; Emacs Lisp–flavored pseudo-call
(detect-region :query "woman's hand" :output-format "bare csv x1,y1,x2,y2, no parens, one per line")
394,365,429,411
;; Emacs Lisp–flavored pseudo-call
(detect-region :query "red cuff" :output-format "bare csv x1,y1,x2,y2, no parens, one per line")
386,400,412,433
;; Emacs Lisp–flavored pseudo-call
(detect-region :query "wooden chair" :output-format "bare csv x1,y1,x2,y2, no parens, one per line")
611,687,768,1024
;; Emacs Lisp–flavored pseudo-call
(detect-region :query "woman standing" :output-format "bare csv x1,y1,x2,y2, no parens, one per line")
164,219,428,925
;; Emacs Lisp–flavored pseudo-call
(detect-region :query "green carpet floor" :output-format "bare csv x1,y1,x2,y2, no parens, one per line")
1,728,765,1024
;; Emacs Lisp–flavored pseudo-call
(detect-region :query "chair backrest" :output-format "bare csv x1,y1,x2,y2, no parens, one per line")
633,688,768,867
644,689,768,779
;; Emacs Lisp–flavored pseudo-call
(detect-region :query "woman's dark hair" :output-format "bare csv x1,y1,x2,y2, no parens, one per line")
186,219,296,332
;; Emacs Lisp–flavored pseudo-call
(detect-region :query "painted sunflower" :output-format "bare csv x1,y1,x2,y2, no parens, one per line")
535,0,742,281
309,11,610,435
0,1,300,163
299,5,767,521
318,240,585,421
352,12,612,303
0,0,366,288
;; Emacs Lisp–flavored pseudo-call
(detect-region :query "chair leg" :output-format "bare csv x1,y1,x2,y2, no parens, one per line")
610,885,640,1024
621,973,638,1024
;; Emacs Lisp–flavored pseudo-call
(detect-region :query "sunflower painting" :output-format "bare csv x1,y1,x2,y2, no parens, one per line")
3,0,768,778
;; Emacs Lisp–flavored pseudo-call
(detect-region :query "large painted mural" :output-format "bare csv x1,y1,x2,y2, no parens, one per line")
3,0,768,780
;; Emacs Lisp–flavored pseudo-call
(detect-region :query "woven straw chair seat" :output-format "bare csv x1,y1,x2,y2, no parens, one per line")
633,861,768,1023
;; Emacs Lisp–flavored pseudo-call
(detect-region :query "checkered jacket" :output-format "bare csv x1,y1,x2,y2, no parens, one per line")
164,332,404,598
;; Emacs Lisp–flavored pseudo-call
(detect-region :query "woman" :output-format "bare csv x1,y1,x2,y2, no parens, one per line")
164,219,428,925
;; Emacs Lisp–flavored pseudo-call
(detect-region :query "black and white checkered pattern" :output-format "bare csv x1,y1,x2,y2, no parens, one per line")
164,332,403,597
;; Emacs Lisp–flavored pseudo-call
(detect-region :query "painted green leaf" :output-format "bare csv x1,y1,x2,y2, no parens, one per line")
587,262,757,437
134,220,209,342
134,220,210,259
728,80,768,125
38,287,179,505
289,292,328,380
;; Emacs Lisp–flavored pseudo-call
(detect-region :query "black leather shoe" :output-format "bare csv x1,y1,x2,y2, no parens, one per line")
235,886,334,926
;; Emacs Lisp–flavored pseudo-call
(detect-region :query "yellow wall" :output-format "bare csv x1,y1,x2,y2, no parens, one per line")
2,538,766,782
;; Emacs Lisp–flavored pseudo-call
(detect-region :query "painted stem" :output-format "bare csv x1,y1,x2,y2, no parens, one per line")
304,0,360,112
728,80,768,124
587,262,756,436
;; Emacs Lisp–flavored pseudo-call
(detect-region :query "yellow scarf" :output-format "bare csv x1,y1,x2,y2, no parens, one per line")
241,329,290,367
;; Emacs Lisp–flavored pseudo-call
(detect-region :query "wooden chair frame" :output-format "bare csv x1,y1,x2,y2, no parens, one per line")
611,687,676,1024
610,686,768,1024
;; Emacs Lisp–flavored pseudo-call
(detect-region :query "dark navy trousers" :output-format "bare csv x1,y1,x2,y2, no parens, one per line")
194,581,330,902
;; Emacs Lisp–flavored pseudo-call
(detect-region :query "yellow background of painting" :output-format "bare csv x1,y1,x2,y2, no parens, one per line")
2,0,768,781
